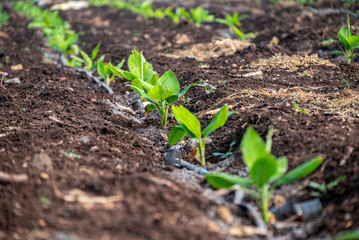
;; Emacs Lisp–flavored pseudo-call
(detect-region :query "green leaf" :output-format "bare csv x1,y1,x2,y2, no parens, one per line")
129,85,160,109
109,65,125,79
97,62,106,79
128,49,153,82
333,228,359,240
138,79,155,93
147,85,174,102
270,157,288,182
179,83,197,95
338,28,350,50
240,127,268,170
157,70,180,94
167,95,179,105
90,43,100,60
116,58,125,69
205,172,252,189
171,105,201,139
168,125,187,145
145,104,157,112
149,73,159,85
65,34,79,49
123,71,138,81
330,50,344,55
249,154,278,188
275,156,323,185
202,105,228,138
80,50,92,69
347,35,359,48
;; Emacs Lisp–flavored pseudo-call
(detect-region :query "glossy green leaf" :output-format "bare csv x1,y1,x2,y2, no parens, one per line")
147,86,174,102
137,79,155,93
270,156,288,182
240,127,267,170
90,43,100,60
179,83,197,95
157,70,180,94
205,172,252,189
338,28,350,50
171,105,201,139
128,49,153,82
109,65,125,79
168,125,187,146
347,35,359,48
250,154,278,188
202,105,228,138
97,62,106,79
275,156,323,185
149,74,159,86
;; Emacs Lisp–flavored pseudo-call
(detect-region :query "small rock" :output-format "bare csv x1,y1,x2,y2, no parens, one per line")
90,146,98,152
4,78,20,84
38,219,47,227
187,55,195,60
206,221,221,233
11,64,23,71
243,71,263,78
217,206,233,224
79,136,90,144
31,151,52,171
40,172,49,180
51,231,77,240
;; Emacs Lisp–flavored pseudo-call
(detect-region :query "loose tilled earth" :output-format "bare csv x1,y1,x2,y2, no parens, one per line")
1,0,359,239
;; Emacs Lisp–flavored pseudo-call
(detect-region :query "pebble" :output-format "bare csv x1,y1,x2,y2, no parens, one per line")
31,151,53,171
11,64,23,71
217,205,233,224
51,232,77,240
4,78,20,84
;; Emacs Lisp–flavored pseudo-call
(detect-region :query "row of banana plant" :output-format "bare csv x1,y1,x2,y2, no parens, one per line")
12,1,323,226
14,1,123,86
88,0,255,40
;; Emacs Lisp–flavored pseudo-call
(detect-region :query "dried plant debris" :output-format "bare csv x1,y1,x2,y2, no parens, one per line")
160,37,254,61
248,54,337,71
239,87,359,118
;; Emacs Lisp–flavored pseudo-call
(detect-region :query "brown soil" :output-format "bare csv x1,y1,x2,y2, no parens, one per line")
1,0,359,239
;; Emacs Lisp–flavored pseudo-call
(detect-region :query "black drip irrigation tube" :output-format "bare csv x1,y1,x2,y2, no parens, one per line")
306,7,359,19
59,54,115,95
165,148,208,175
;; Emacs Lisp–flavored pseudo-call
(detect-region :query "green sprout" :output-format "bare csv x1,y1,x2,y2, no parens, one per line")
309,175,346,197
63,152,80,158
213,140,236,159
198,81,216,94
0,6,10,26
80,44,105,71
169,105,233,165
111,49,195,128
97,60,124,86
292,101,308,114
205,126,323,223
188,7,214,27
39,195,51,205
331,15,359,63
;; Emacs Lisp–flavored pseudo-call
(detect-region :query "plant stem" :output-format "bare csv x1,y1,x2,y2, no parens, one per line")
198,140,206,166
159,102,169,129
260,185,269,224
